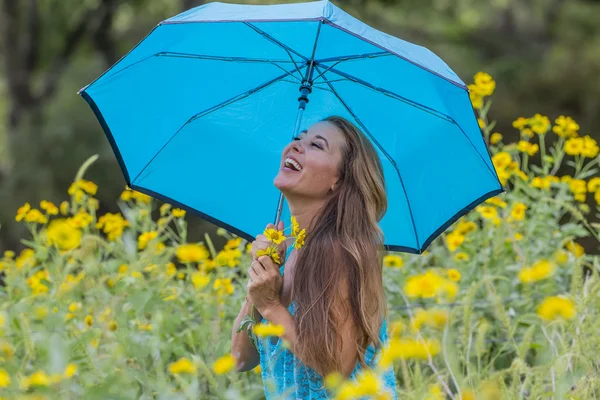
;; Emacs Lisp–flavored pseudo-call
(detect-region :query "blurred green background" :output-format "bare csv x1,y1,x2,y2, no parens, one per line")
1,0,599,253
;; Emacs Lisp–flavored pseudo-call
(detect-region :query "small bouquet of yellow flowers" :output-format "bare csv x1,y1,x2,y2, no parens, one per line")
236,216,306,349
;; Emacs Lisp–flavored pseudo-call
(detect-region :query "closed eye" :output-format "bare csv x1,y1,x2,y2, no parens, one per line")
292,137,323,149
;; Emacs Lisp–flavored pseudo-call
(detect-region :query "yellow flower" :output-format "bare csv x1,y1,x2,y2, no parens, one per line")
191,272,210,290
224,237,242,250
40,200,59,215
176,244,210,263
554,249,569,264
253,323,285,337
475,205,498,220
492,152,512,170
473,72,496,96
20,371,51,390
453,252,469,261
131,271,142,279
212,354,235,375
291,215,300,236
96,212,129,241
264,228,286,244
520,128,534,138
595,189,600,205
531,177,551,190
389,320,406,337
425,384,444,400
512,117,529,130
454,221,477,236
45,219,82,251
383,254,403,268
25,209,48,224
447,269,461,282
256,247,281,265
565,137,584,156
477,118,485,129
67,210,93,229
68,302,82,313
490,132,502,144
537,296,576,321
509,203,527,221
63,364,77,378
160,203,171,216
514,232,524,241
108,321,118,331
411,309,449,331
353,370,383,397
404,271,458,300
294,229,306,249
324,372,344,391
16,248,36,269
469,91,483,109
517,140,539,156
565,240,584,258
553,116,579,138
587,177,600,193
378,338,441,368
213,278,234,296
168,357,197,375
529,113,551,134
0,369,9,388
137,321,152,331
172,208,186,218
68,179,98,196
132,191,152,204
138,231,158,250
84,315,93,327
582,136,599,158
446,231,464,252
120,188,132,201
485,197,507,208
518,260,556,283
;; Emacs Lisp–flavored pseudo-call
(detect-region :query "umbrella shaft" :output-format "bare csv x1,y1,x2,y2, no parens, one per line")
274,83,312,226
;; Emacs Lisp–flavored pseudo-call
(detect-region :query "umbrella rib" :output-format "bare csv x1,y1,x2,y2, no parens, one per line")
314,51,391,64
314,65,421,250
131,67,297,185
243,22,308,80
325,67,454,123
156,51,303,82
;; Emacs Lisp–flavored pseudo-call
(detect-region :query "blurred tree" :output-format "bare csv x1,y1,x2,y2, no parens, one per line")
0,0,598,252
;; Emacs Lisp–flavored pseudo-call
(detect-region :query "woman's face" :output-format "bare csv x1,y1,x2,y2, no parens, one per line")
274,121,346,199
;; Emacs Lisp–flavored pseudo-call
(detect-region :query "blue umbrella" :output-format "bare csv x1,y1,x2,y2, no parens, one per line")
79,0,505,254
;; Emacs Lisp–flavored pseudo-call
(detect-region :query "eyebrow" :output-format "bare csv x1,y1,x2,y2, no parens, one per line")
298,131,330,150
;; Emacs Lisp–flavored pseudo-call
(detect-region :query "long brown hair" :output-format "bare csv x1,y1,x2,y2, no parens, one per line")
290,115,388,376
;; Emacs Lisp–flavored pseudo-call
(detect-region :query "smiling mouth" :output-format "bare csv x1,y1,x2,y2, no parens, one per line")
283,157,302,172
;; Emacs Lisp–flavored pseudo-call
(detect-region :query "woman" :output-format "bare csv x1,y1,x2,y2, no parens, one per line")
231,116,398,399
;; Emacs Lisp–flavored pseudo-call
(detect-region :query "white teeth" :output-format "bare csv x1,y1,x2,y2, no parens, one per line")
285,157,302,171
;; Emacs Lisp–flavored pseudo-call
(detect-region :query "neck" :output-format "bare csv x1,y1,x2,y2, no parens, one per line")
285,195,328,233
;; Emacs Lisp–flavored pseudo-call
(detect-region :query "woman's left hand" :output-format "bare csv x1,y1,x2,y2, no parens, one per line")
247,255,283,315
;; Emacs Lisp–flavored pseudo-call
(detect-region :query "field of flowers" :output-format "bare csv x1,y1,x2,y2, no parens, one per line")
1,72,599,400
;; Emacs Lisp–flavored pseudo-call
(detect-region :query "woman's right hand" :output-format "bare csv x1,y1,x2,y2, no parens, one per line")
250,220,288,265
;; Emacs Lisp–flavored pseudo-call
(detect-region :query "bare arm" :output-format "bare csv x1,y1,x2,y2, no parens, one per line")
231,298,263,372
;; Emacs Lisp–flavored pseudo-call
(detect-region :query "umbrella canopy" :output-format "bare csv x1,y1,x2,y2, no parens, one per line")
79,0,505,254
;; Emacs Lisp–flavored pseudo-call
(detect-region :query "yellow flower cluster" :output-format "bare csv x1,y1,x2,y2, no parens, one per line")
168,357,197,375
518,260,556,283
96,212,129,241
512,114,551,136
45,218,82,251
383,254,403,268
328,369,394,400
565,136,599,158
404,270,459,301
120,186,152,204
19,364,77,390
176,243,210,263
468,72,495,109
379,338,441,367
553,116,580,138
410,309,449,331
517,140,539,156
491,152,526,185
536,296,576,321
212,354,236,375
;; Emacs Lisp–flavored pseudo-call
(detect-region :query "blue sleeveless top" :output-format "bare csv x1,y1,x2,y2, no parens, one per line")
256,246,398,399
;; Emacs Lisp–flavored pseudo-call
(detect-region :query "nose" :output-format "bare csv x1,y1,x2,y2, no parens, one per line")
291,138,304,154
